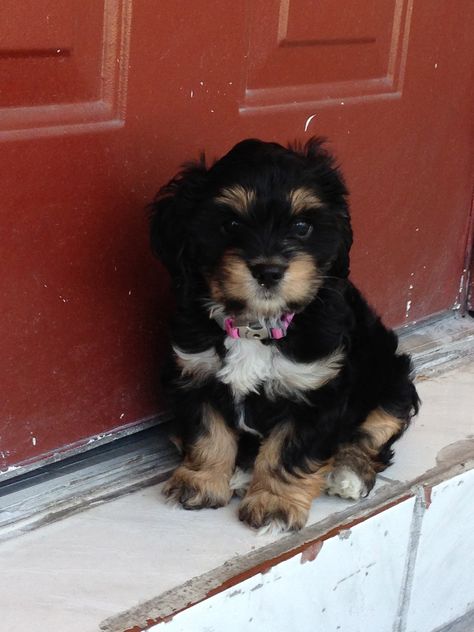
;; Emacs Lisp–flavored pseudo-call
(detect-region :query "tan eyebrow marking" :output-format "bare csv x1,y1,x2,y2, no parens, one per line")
214,185,256,215
289,187,323,215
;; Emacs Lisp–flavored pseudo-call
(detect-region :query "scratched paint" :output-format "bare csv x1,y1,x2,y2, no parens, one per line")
304,114,317,132
300,540,323,563
453,268,468,310
404,273,416,322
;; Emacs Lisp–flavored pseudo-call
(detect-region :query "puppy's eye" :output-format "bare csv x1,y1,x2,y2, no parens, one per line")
222,219,241,234
292,220,312,238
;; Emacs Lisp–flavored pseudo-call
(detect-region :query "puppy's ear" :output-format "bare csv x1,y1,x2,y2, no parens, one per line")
297,137,353,278
150,156,208,289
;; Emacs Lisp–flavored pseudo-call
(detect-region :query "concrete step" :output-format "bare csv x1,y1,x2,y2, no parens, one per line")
1,359,473,632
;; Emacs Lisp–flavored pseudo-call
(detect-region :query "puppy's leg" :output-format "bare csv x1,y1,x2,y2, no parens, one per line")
239,424,331,532
163,404,238,509
326,408,406,500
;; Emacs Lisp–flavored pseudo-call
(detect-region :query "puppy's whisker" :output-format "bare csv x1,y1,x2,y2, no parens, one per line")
319,275,344,282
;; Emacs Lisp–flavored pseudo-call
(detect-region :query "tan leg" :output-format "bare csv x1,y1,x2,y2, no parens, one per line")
358,408,406,455
326,408,406,500
239,424,331,532
163,404,238,509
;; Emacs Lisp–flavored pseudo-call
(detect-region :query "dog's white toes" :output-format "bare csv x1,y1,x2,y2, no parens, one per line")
326,466,367,500
229,467,253,498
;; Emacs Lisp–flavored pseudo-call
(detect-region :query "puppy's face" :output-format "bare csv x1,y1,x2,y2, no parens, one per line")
203,184,328,318
151,139,351,318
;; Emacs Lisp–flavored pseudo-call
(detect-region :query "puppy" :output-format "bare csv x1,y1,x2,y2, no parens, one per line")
150,138,419,532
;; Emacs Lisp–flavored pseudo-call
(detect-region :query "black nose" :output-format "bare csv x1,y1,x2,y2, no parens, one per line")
250,263,286,288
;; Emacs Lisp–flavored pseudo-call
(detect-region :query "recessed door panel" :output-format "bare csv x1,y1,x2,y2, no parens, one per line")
245,0,411,109
0,0,130,137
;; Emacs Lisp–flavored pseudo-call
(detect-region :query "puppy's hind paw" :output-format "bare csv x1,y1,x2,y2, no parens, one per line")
325,466,368,500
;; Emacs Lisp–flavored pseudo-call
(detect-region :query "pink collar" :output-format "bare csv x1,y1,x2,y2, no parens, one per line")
222,313,294,340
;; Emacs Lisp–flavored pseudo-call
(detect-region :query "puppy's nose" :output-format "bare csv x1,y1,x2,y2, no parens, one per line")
250,263,286,288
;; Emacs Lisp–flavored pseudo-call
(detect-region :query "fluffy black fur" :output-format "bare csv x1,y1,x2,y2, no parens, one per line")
150,138,419,530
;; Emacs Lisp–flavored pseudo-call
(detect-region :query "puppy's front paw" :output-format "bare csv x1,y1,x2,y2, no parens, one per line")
239,489,309,533
163,466,232,510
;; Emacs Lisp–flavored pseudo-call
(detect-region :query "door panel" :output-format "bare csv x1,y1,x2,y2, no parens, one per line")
1,0,472,475
0,0,130,137
246,0,410,107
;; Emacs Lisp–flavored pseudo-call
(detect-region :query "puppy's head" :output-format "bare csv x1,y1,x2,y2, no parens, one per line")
151,138,351,318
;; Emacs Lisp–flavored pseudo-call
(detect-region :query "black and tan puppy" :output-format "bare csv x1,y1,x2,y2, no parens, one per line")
150,138,419,532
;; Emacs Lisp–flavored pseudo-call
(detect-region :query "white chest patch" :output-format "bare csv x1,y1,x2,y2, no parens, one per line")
217,338,344,402
173,339,344,435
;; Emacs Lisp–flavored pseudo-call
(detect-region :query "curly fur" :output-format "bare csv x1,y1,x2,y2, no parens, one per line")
150,138,419,532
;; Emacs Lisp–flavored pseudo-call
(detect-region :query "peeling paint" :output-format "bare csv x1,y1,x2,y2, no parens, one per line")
304,113,317,132
405,273,415,322
1,464,20,474
453,268,468,311
86,432,111,446
300,540,323,563
423,486,432,509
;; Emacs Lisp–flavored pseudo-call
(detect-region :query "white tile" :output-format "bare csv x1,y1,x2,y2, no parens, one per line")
405,469,474,632
384,364,474,482
154,497,415,632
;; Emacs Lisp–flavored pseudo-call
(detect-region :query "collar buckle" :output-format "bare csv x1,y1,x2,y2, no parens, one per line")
238,322,268,340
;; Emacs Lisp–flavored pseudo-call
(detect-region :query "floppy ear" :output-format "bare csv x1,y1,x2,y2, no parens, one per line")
150,156,208,291
298,137,353,278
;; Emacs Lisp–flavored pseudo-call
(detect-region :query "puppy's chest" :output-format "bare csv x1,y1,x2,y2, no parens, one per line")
219,338,299,399
174,338,343,401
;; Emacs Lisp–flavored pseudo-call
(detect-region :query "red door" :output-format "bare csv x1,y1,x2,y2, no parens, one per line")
1,0,472,476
